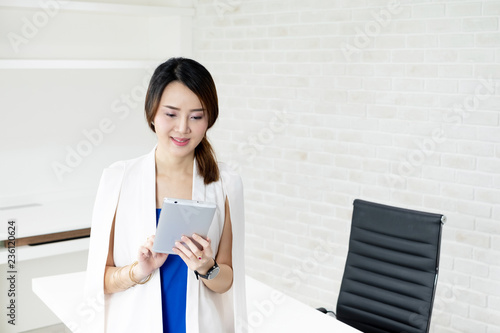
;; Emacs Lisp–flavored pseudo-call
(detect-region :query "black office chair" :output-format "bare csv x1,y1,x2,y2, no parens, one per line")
332,199,445,333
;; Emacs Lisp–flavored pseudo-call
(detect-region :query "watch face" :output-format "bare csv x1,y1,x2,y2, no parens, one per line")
208,265,220,280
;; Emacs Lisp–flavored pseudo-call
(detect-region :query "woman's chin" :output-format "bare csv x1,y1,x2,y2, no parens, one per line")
164,145,196,159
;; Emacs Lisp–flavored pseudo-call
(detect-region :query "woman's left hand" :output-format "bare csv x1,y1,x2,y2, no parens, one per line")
173,234,215,275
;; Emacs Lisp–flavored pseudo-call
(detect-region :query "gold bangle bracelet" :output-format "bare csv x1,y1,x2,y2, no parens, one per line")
129,261,153,285
113,265,128,289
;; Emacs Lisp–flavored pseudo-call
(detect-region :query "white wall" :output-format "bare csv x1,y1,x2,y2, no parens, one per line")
193,1,500,332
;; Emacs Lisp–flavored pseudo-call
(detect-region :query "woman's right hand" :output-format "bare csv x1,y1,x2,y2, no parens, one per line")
134,235,168,281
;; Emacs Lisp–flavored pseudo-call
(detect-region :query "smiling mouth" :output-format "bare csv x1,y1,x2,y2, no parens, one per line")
171,137,190,146
172,137,189,143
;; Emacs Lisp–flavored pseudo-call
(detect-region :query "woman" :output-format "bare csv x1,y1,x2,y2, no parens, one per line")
84,58,247,333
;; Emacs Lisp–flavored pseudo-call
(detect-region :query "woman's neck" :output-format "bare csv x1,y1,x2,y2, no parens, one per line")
155,147,194,177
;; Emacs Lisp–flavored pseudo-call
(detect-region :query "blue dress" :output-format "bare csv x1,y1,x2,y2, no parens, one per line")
157,208,188,333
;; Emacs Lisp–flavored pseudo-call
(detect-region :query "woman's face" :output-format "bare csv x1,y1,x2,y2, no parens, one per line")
153,81,209,159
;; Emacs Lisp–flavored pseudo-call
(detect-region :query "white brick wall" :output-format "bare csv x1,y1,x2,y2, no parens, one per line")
193,0,499,331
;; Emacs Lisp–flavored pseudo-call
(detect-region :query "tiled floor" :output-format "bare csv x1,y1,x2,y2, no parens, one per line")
22,324,71,333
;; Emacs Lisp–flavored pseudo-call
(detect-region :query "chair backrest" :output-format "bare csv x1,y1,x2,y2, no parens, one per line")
336,199,445,333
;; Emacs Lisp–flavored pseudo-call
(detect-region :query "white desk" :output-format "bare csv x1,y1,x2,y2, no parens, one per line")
33,272,359,332
245,276,360,332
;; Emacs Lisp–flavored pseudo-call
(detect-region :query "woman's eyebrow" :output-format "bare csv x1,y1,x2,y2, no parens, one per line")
163,105,204,112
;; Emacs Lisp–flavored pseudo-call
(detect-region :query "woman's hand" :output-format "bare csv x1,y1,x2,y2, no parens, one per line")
134,235,168,281
172,234,214,275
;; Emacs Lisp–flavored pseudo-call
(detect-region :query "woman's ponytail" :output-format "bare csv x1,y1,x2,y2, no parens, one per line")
195,136,219,185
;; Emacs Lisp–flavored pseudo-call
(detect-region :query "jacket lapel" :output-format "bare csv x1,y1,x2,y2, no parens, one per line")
142,147,157,239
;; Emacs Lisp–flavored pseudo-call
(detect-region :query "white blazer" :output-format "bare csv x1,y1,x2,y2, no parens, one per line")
83,147,247,333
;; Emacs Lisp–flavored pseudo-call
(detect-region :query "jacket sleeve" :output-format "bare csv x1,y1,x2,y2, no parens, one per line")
82,161,125,332
220,163,248,332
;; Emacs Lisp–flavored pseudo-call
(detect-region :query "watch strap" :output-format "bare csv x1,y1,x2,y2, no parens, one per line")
195,259,219,280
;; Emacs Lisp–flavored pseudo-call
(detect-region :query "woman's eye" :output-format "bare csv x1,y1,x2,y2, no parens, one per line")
191,116,203,120
166,113,175,117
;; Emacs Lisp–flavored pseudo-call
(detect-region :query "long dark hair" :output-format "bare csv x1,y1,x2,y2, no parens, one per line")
145,57,219,185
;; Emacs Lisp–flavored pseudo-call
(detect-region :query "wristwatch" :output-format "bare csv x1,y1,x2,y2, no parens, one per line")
195,259,220,280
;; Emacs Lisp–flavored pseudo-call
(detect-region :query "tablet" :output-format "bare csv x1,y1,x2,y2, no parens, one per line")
152,198,216,254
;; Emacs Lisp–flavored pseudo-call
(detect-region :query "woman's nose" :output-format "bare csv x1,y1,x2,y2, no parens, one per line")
176,117,190,133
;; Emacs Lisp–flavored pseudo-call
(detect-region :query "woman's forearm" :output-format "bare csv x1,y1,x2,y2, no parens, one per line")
201,263,233,294
104,263,150,294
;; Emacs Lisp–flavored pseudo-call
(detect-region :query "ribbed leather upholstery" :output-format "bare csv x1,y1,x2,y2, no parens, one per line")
336,199,444,333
